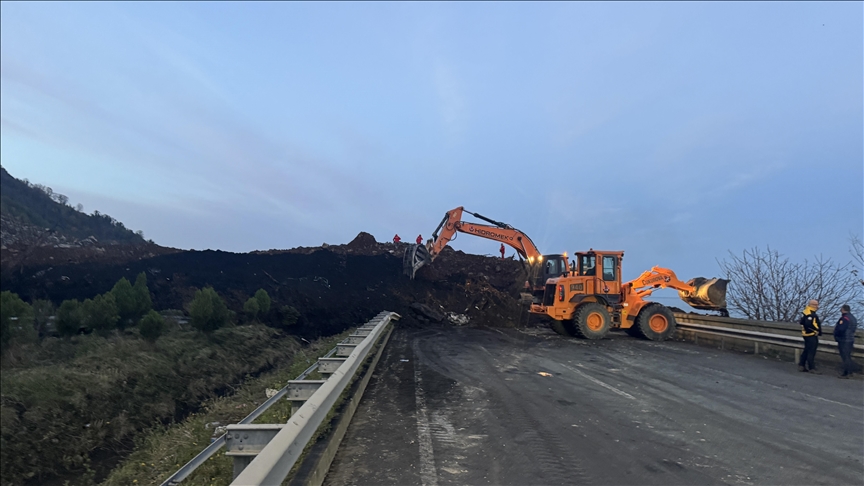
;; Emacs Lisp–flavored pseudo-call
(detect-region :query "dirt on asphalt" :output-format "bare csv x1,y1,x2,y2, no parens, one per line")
325,324,864,486
0,232,533,338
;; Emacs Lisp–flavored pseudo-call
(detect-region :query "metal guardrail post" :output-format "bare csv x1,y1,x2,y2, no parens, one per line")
161,312,395,486
230,312,398,486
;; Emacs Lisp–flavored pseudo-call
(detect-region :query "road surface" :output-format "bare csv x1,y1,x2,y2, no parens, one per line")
325,324,864,486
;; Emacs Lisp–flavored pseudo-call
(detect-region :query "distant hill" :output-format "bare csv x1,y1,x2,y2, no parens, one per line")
0,166,145,248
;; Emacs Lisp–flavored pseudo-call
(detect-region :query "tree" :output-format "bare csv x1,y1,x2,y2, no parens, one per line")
56,300,84,337
133,272,153,317
254,289,271,315
718,246,860,322
82,293,119,335
1,291,35,352
111,274,152,328
138,310,165,342
243,297,260,321
188,287,231,332
31,299,55,336
111,277,137,327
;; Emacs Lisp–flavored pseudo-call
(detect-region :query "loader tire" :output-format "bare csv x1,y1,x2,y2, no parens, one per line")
624,325,643,338
572,303,611,340
549,320,569,337
634,303,676,341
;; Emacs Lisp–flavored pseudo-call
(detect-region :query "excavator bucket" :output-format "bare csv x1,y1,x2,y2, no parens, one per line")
678,277,729,311
403,244,431,279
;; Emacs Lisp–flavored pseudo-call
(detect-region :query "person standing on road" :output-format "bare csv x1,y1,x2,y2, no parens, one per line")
416,234,423,245
798,299,822,372
500,243,505,259
393,234,401,244
834,304,858,378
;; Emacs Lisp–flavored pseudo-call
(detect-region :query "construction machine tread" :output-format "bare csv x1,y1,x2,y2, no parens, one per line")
549,320,571,337
634,303,676,341
571,302,611,340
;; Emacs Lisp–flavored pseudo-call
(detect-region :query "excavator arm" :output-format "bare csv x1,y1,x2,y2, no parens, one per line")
427,207,543,261
404,206,546,279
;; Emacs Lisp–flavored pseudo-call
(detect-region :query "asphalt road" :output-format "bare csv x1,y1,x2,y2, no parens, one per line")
324,324,864,486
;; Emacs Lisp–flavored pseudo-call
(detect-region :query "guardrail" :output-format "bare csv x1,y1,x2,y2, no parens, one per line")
162,311,398,486
673,313,863,362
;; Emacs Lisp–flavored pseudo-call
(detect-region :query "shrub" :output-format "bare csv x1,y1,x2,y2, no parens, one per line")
1,291,35,351
82,293,119,335
280,305,301,328
56,299,84,337
138,310,165,342
244,297,260,321
188,287,231,332
254,289,271,315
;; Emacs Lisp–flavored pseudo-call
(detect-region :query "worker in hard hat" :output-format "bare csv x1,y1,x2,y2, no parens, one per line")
798,299,822,373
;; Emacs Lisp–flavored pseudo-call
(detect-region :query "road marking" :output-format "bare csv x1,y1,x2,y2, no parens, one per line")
560,364,635,400
414,360,439,486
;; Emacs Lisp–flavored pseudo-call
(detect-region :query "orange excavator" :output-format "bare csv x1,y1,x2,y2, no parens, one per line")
531,249,728,341
403,206,568,300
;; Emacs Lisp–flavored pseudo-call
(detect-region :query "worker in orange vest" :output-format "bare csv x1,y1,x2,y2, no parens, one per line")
393,234,401,244
500,243,505,259
416,234,423,245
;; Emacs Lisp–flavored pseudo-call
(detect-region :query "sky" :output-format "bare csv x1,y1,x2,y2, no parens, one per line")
1,2,862,297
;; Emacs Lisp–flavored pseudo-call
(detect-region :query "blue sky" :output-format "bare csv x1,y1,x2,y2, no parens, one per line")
1,2,861,291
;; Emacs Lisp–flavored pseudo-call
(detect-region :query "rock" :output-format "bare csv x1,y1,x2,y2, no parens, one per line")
410,302,445,322
447,312,470,325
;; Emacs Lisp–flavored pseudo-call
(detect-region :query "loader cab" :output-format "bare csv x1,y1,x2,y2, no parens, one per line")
570,250,624,300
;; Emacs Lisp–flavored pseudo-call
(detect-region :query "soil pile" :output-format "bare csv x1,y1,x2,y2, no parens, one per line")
1,233,534,336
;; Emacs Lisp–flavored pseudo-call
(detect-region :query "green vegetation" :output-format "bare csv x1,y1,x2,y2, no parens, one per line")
0,324,301,485
244,296,261,321
280,305,302,329
0,166,144,244
0,278,329,485
138,310,165,343
0,291,35,352
82,293,120,335
56,299,84,337
110,273,152,329
100,330,351,486
254,288,271,315
188,287,232,332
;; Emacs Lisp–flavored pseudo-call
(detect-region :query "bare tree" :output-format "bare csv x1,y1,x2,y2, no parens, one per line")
718,246,860,322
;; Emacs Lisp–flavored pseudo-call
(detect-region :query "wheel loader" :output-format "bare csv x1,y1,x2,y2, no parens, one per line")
530,249,728,341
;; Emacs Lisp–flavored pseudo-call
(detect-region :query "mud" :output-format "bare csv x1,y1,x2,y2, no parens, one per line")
0,233,532,338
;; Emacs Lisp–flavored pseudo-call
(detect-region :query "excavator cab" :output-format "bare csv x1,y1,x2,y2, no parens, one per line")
525,254,569,302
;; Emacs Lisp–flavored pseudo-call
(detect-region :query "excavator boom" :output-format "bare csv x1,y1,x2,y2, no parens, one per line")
405,206,545,278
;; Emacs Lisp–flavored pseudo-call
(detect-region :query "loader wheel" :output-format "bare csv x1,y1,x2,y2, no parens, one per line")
634,304,676,341
572,303,611,340
549,320,570,337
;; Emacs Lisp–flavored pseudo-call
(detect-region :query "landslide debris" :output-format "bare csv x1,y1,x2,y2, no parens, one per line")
2,233,533,336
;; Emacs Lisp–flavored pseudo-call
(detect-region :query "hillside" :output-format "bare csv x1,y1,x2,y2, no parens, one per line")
0,166,144,247
0,167,177,271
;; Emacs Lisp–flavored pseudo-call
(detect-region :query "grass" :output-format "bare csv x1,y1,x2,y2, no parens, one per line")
0,323,304,486
99,328,353,486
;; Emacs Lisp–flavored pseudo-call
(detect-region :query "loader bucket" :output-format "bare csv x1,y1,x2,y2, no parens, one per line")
678,277,729,311
403,244,431,279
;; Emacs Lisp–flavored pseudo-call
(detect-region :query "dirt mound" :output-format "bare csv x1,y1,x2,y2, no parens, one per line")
1,237,535,338
346,232,378,250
